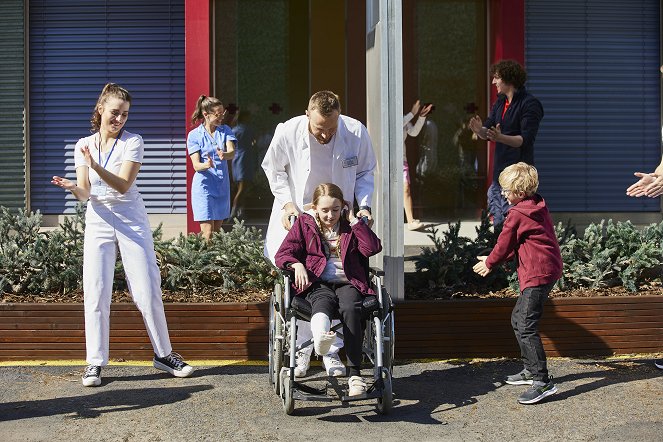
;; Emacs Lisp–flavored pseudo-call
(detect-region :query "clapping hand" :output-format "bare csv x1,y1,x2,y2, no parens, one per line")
80,145,98,169
486,124,502,142
627,172,663,197
468,115,483,135
51,175,76,191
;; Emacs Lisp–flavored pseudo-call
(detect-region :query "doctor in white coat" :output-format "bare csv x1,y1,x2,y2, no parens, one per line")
262,90,377,377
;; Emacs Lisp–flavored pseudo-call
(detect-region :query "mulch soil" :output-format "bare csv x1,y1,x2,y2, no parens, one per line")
2,282,662,303
406,280,663,300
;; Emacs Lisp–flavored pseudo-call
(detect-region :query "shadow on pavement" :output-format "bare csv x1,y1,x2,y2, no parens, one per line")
0,385,213,422
315,358,661,422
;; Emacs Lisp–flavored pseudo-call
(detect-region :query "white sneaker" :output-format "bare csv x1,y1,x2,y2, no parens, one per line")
314,331,336,356
294,348,312,378
323,352,346,377
348,376,367,396
82,365,102,387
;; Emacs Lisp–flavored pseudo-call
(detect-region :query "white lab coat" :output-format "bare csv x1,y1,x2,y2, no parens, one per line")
261,114,377,262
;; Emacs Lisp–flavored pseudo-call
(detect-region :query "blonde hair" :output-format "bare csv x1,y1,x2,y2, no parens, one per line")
308,91,341,117
190,94,224,126
499,162,539,196
90,83,131,132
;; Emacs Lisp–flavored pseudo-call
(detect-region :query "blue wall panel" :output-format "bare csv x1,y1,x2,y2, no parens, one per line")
525,0,661,212
30,0,186,214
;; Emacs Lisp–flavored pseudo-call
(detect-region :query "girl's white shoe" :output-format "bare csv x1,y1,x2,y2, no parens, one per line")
348,376,367,396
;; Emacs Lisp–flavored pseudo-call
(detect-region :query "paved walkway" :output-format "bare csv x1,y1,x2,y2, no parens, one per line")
0,356,661,441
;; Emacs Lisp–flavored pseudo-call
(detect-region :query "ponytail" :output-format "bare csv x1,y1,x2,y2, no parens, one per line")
190,94,224,126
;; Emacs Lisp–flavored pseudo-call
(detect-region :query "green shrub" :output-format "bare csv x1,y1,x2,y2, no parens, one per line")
0,206,275,298
412,211,513,293
411,214,663,295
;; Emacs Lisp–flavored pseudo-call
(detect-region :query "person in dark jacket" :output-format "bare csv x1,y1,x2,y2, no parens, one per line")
275,183,382,396
468,60,544,226
473,162,562,405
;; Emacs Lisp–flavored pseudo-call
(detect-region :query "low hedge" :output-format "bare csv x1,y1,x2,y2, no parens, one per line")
0,205,276,298
411,212,663,294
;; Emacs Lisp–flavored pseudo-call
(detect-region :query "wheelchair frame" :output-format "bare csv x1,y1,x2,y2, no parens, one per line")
268,268,395,415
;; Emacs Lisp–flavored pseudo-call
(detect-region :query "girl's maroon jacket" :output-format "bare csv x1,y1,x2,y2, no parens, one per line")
275,213,382,296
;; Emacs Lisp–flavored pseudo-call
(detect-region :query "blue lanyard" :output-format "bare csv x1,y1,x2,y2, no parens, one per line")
98,131,122,169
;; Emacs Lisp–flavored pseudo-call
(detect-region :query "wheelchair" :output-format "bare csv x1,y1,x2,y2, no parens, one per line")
268,267,395,415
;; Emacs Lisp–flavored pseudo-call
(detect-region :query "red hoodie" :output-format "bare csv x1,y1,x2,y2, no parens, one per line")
485,194,562,290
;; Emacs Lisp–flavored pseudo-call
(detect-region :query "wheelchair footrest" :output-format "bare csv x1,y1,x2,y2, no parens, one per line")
340,390,381,402
292,381,334,402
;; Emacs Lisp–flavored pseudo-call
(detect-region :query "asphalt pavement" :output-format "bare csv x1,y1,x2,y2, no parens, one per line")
0,356,661,441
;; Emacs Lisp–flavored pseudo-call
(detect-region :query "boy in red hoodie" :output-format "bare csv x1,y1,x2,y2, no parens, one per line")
473,162,562,404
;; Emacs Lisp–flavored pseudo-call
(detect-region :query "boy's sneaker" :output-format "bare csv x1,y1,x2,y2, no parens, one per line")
82,365,102,387
348,376,367,396
518,379,558,404
153,352,194,378
323,352,346,377
294,348,312,378
655,359,663,370
505,368,534,385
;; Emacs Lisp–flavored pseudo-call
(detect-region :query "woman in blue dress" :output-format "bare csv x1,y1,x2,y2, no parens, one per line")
187,95,236,240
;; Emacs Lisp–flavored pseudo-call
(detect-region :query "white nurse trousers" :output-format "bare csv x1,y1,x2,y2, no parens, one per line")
83,198,172,366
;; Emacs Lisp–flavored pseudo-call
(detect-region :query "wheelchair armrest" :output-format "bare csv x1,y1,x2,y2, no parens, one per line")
369,267,385,277
280,268,295,278
362,295,379,317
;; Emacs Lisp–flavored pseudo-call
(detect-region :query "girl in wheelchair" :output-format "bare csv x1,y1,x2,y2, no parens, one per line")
274,183,382,396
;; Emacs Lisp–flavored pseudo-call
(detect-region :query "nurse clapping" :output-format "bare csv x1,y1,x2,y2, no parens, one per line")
51,83,193,387
187,95,236,240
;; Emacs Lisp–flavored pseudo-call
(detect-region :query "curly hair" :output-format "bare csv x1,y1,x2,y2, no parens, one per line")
499,162,538,197
308,91,341,117
490,60,527,90
90,83,132,132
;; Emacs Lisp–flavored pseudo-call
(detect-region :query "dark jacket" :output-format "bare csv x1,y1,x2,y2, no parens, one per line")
485,194,562,290
274,213,382,296
484,87,544,182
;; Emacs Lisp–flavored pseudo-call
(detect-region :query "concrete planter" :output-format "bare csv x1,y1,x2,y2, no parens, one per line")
1,296,662,361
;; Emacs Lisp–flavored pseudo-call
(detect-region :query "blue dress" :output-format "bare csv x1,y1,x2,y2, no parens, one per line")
187,124,237,221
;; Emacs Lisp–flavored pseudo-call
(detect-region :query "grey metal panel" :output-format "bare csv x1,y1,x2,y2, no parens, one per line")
0,0,26,210
525,0,661,212
29,0,186,214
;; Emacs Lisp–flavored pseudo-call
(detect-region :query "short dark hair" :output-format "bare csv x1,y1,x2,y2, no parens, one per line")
490,60,527,90
308,91,341,117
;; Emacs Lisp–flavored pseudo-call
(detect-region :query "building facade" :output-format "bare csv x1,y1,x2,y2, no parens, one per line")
2,0,661,232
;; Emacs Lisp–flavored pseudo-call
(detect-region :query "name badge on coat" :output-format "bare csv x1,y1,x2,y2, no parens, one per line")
342,156,358,168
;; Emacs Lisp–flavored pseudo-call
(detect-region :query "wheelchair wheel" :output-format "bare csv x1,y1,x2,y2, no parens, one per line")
376,367,393,415
269,284,284,395
281,372,295,415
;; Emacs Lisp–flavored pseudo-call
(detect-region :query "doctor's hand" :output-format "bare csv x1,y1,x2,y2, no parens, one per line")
473,256,492,277
215,147,226,161
281,202,300,230
291,263,309,290
356,208,373,228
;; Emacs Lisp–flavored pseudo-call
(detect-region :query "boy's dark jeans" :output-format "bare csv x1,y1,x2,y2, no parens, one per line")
511,282,555,382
